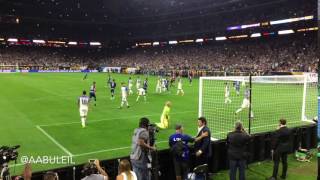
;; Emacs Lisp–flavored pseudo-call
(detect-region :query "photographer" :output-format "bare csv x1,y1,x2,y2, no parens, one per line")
130,117,155,180
226,121,250,180
268,119,290,180
81,160,109,180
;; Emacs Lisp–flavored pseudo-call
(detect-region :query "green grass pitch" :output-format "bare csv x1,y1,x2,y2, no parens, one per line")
0,73,316,176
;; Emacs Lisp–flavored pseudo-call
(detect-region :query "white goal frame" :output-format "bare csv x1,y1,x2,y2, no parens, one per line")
198,74,317,125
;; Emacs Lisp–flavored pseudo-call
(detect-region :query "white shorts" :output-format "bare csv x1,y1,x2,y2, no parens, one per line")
79,108,88,117
129,84,133,89
138,92,145,96
241,99,250,109
122,96,127,102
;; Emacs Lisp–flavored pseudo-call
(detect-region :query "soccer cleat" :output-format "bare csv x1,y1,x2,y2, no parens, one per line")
127,106,130,108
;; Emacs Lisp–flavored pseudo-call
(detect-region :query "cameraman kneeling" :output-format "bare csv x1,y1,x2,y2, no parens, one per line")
130,117,156,180
81,160,109,180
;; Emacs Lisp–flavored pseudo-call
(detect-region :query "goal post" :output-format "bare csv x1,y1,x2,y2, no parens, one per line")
199,74,317,140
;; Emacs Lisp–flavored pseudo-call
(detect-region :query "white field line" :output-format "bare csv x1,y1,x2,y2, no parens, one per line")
38,110,196,127
73,140,168,157
36,125,73,157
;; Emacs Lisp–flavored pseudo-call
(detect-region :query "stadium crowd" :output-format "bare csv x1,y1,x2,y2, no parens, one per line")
0,35,317,74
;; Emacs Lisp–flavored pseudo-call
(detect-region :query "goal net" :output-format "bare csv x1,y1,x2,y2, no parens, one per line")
199,74,317,140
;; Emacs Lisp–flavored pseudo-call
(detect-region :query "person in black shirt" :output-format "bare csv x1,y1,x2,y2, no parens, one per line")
226,121,250,180
268,119,291,180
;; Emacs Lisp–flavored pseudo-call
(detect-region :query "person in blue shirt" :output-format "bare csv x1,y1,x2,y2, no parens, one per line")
110,79,116,100
169,124,208,180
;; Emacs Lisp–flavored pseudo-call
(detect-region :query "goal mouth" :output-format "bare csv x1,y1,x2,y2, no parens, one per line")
199,74,317,140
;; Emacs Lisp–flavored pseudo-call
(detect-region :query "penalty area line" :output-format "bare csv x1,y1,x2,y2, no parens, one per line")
73,140,168,157
36,125,73,157
38,110,197,127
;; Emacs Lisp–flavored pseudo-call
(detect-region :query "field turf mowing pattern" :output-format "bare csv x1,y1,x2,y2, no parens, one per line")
0,73,315,175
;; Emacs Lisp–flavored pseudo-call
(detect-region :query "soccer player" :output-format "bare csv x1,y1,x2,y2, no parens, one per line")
165,78,170,92
225,82,232,104
89,81,97,106
136,87,147,102
107,74,111,85
188,72,193,86
78,90,90,128
170,75,176,87
83,72,88,80
176,78,184,96
120,82,130,108
156,101,171,129
162,78,167,92
128,77,133,95
143,78,148,93
110,79,116,100
235,81,240,96
235,86,253,117
136,76,141,90
156,78,162,93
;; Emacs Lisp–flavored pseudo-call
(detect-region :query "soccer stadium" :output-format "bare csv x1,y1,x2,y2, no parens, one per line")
0,0,318,180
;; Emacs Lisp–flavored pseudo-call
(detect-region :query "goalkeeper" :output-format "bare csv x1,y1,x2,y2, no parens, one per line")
156,101,172,129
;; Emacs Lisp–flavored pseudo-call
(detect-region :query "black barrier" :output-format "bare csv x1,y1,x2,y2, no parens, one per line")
24,124,316,180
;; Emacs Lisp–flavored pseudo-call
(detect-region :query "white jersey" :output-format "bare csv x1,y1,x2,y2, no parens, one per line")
128,79,133,87
136,79,141,88
225,86,230,97
79,95,89,109
121,86,128,97
137,88,146,96
157,79,161,87
178,80,183,89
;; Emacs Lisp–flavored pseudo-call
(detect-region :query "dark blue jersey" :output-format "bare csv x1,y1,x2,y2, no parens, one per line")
143,80,148,89
110,82,116,89
169,133,194,161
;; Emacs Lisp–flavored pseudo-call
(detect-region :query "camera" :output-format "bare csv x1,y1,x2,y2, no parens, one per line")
81,160,98,177
148,124,159,146
0,145,20,164
0,145,20,179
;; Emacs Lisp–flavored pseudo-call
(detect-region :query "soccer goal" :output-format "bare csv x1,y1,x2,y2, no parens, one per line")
198,73,317,140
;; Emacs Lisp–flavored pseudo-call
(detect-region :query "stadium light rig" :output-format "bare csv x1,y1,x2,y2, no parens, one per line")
195,38,204,43
89,42,101,46
215,36,227,41
152,42,159,46
169,40,178,45
7,38,18,42
68,41,78,45
33,39,46,44
250,33,261,38
278,29,295,35
178,40,194,43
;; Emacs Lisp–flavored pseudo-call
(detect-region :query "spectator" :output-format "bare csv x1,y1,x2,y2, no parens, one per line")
116,159,137,180
43,171,59,180
226,121,250,180
14,163,32,180
81,160,109,180
130,117,155,180
268,119,291,180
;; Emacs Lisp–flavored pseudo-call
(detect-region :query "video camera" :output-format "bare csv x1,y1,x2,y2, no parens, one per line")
0,145,20,164
148,124,159,146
